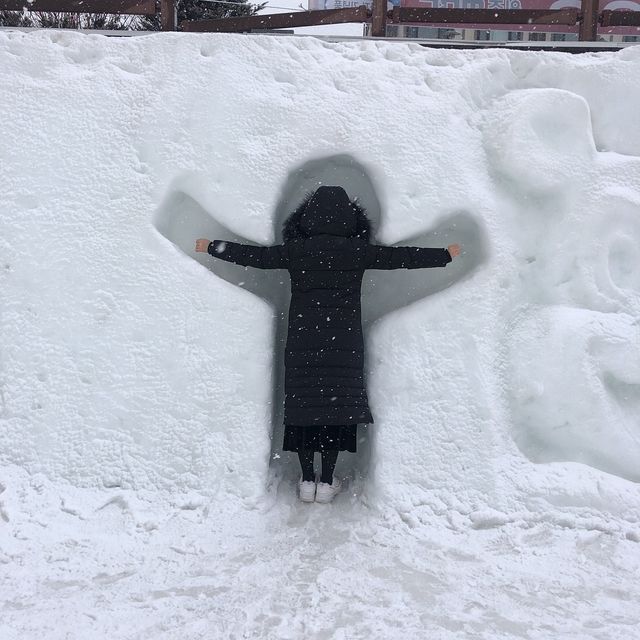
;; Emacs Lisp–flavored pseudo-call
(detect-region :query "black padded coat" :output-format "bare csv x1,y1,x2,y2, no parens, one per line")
208,186,452,426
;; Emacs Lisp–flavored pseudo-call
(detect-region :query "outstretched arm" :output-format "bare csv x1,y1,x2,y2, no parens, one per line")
365,243,460,270
195,238,289,270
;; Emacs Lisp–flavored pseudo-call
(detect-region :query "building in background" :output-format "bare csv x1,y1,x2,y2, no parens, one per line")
308,0,640,41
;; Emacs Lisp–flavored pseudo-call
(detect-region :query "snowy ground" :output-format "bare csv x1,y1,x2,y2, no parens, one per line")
2,30,640,638
2,464,640,639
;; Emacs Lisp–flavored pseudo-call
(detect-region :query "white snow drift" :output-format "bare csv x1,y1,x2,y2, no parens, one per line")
1,30,640,639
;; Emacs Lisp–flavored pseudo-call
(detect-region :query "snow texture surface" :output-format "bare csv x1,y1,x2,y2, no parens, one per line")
1,30,640,639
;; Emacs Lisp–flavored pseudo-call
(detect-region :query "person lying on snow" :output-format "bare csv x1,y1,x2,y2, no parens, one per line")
195,186,460,504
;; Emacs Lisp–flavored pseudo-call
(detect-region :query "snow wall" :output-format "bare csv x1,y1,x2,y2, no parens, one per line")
2,31,640,524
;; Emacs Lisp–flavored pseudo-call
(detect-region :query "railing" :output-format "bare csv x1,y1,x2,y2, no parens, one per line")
0,0,177,30
2,0,639,40
386,4,589,40
181,6,369,32
180,0,640,41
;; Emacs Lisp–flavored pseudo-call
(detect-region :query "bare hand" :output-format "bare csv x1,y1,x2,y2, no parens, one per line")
448,244,461,258
195,238,210,253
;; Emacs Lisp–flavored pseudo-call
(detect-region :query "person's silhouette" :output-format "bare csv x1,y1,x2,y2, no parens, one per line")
196,186,460,503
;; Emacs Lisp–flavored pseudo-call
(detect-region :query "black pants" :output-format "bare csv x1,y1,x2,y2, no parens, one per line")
298,448,339,484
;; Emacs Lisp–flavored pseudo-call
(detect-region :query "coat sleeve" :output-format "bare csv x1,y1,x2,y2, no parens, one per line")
207,240,289,269
364,245,452,270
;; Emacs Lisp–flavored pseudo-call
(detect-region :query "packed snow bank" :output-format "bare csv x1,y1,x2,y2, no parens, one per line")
2,31,640,524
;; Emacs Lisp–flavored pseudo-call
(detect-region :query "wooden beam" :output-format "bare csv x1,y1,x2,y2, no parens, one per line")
579,0,599,40
600,9,640,27
160,0,176,30
181,6,368,33
371,0,386,37
392,7,579,26
0,0,156,13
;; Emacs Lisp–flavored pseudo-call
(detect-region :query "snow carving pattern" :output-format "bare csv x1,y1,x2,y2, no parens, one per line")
154,155,484,483
485,89,640,482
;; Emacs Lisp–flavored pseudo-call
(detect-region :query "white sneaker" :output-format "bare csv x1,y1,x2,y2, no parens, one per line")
315,477,342,503
298,477,316,503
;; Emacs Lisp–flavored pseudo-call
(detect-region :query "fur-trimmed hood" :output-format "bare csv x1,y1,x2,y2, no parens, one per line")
283,186,372,242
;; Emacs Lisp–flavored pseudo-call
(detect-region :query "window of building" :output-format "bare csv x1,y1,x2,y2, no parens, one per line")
418,27,440,39
551,32,579,42
490,30,509,41
434,28,458,39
